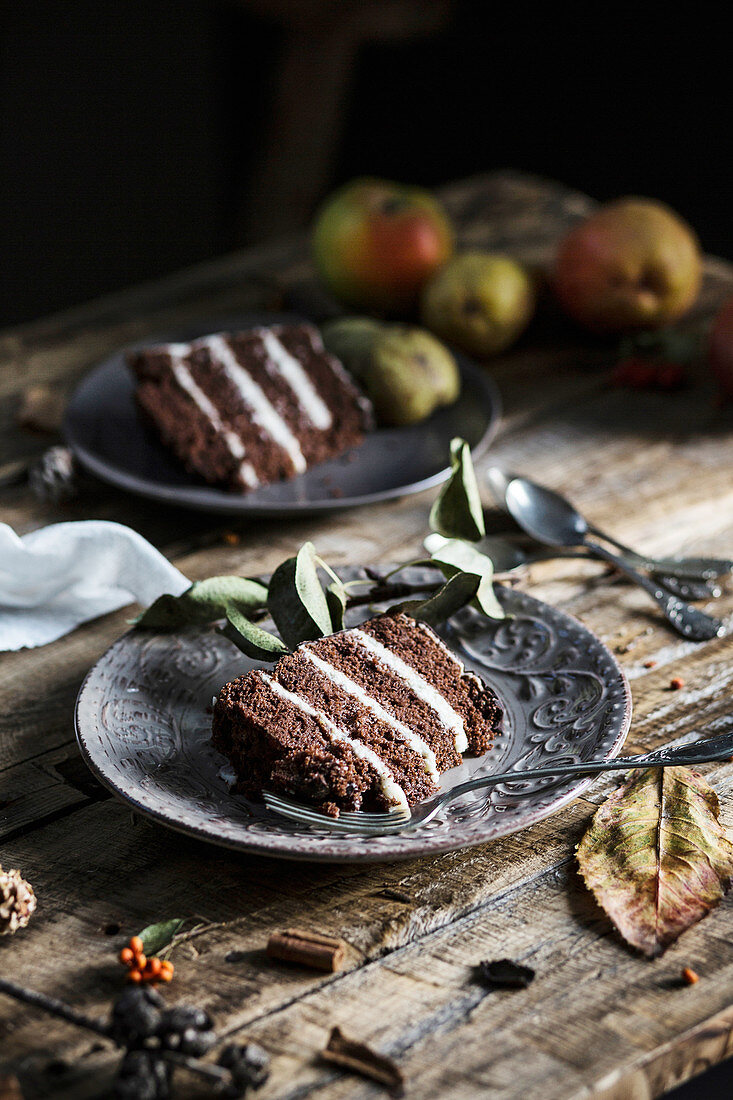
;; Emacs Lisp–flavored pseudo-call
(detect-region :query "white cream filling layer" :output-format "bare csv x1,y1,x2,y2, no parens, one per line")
350,629,468,753
168,348,259,488
262,674,408,809
260,330,332,430
201,335,307,474
302,650,439,780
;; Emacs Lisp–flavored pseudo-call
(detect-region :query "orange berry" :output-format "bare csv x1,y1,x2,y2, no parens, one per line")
159,961,174,981
147,958,162,977
669,677,685,691
682,966,699,985
129,936,144,954
119,947,134,965
127,969,142,983
134,953,147,970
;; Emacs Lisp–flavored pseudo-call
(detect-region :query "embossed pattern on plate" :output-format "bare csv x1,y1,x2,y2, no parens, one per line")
75,568,632,862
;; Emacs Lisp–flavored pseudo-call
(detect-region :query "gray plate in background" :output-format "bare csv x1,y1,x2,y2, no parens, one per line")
63,313,501,516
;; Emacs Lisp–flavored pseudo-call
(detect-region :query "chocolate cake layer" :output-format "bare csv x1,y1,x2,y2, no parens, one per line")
129,322,373,492
212,612,503,816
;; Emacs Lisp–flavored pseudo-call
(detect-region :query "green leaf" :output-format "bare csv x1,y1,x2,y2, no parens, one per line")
219,607,289,662
326,582,346,632
577,767,733,958
138,918,185,956
426,537,505,621
136,576,268,629
405,571,481,627
429,437,485,542
134,593,192,630
267,542,334,649
313,553,348,633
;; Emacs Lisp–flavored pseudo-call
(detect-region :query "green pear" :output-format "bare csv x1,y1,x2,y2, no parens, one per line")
322,318,460,426
420,252,535,357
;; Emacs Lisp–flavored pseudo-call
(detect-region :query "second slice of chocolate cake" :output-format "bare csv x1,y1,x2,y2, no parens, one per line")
212,612,503,816
129,322,373,493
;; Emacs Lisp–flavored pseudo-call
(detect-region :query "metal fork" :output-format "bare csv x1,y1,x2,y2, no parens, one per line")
263,730,733,835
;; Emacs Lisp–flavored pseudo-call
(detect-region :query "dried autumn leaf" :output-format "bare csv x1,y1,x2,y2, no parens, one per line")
577,766,733,957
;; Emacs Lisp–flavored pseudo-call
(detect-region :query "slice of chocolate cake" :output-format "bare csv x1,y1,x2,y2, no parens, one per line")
129,322,373,492
212,612,503,816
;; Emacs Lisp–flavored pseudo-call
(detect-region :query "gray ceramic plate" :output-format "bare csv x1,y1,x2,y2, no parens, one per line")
63,313,500,516
74,568,632,862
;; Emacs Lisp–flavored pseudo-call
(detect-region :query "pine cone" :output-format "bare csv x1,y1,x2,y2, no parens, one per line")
0,865,37,935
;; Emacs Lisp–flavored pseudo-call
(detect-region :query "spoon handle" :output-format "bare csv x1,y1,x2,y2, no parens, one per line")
587,525,733,580
522,547,719,600
584,540,725,640
651,573,721,601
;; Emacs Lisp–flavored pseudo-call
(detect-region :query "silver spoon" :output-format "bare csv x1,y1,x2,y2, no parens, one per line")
263,729,733,834
501,478,724,640
486,468,733,582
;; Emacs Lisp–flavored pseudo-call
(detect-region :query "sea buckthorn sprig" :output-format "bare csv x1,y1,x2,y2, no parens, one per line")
119,934,175,985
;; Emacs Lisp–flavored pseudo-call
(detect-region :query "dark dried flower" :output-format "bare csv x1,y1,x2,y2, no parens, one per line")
218,1042,271,1097
110,986,165,1047
476,958,535,989
113,1049,170,1100
159,1005,216,1057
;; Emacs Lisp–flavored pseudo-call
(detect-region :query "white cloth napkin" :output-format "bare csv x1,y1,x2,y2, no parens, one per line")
0,521,190,651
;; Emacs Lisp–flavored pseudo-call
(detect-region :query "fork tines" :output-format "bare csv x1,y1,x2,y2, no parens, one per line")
263,790,411,833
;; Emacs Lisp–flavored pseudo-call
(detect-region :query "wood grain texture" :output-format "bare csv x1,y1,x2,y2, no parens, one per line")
1,171,733,1099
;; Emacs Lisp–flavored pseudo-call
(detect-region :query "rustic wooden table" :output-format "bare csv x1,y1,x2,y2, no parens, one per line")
1,172,732,1100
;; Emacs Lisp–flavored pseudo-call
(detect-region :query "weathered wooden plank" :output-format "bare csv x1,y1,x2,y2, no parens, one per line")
5,769,733,1098
2,755,733,1083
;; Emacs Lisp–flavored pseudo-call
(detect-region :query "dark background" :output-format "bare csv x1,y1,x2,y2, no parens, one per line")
1,2,731,327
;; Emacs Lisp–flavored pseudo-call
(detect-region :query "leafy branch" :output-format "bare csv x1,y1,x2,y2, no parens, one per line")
135,437,503,660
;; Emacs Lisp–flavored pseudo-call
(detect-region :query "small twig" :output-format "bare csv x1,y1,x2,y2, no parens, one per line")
344,579,439,610
160,1050,229,1085
0,977,111,1038
244,577,440,625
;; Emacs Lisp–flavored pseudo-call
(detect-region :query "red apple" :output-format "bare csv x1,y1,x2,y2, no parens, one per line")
554,198,702,334
708,294,733,401
312,178,454,314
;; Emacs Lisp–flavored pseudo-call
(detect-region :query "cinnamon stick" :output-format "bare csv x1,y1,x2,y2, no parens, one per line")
321,1026,405,1097
266,928,346,972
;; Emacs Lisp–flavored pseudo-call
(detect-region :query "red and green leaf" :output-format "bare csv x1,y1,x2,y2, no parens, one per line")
577,766,733,957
